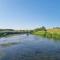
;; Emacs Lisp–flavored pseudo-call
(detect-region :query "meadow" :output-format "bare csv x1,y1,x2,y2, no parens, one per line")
33,29,60,40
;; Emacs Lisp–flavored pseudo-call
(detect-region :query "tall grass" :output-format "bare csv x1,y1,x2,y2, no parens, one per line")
33,30,60,40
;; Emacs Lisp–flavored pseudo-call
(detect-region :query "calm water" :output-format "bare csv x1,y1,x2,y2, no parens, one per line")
0,34,60,60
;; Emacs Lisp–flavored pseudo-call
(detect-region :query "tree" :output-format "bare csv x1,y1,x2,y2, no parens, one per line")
34,26,47,31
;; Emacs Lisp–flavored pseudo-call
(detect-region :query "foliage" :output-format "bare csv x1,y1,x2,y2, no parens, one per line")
34,26,47,32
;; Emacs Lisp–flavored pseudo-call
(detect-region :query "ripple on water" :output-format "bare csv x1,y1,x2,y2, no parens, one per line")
0,34,60,60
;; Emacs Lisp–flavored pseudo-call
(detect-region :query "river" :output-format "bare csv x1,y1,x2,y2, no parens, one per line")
0,34,60,60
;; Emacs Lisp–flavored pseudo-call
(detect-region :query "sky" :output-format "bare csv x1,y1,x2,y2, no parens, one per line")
0,0,60,30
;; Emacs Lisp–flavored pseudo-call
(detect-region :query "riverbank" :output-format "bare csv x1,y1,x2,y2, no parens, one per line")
0,29,32,38
0,33,18,37
33,29,60,40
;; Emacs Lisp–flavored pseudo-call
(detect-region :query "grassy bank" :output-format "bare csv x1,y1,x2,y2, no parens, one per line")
0,33,8,37
33,29,60,40
0,33,16,37
0,29,32,37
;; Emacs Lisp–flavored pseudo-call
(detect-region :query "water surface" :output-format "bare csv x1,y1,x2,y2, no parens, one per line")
0,34,60,60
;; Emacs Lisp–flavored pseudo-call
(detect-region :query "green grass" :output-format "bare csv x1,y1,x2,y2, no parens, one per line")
33,30,60,40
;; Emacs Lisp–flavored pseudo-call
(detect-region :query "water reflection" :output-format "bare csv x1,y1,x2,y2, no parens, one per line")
0,34,60,60
0,42,20,47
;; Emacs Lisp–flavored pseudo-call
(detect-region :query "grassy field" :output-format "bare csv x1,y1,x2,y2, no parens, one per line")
47,29,60,33
33,29,60,40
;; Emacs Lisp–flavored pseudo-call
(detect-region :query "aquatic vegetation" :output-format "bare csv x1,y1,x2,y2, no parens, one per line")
0,33,7,37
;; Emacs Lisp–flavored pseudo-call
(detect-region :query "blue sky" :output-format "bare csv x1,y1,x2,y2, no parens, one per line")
0,0,60,30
